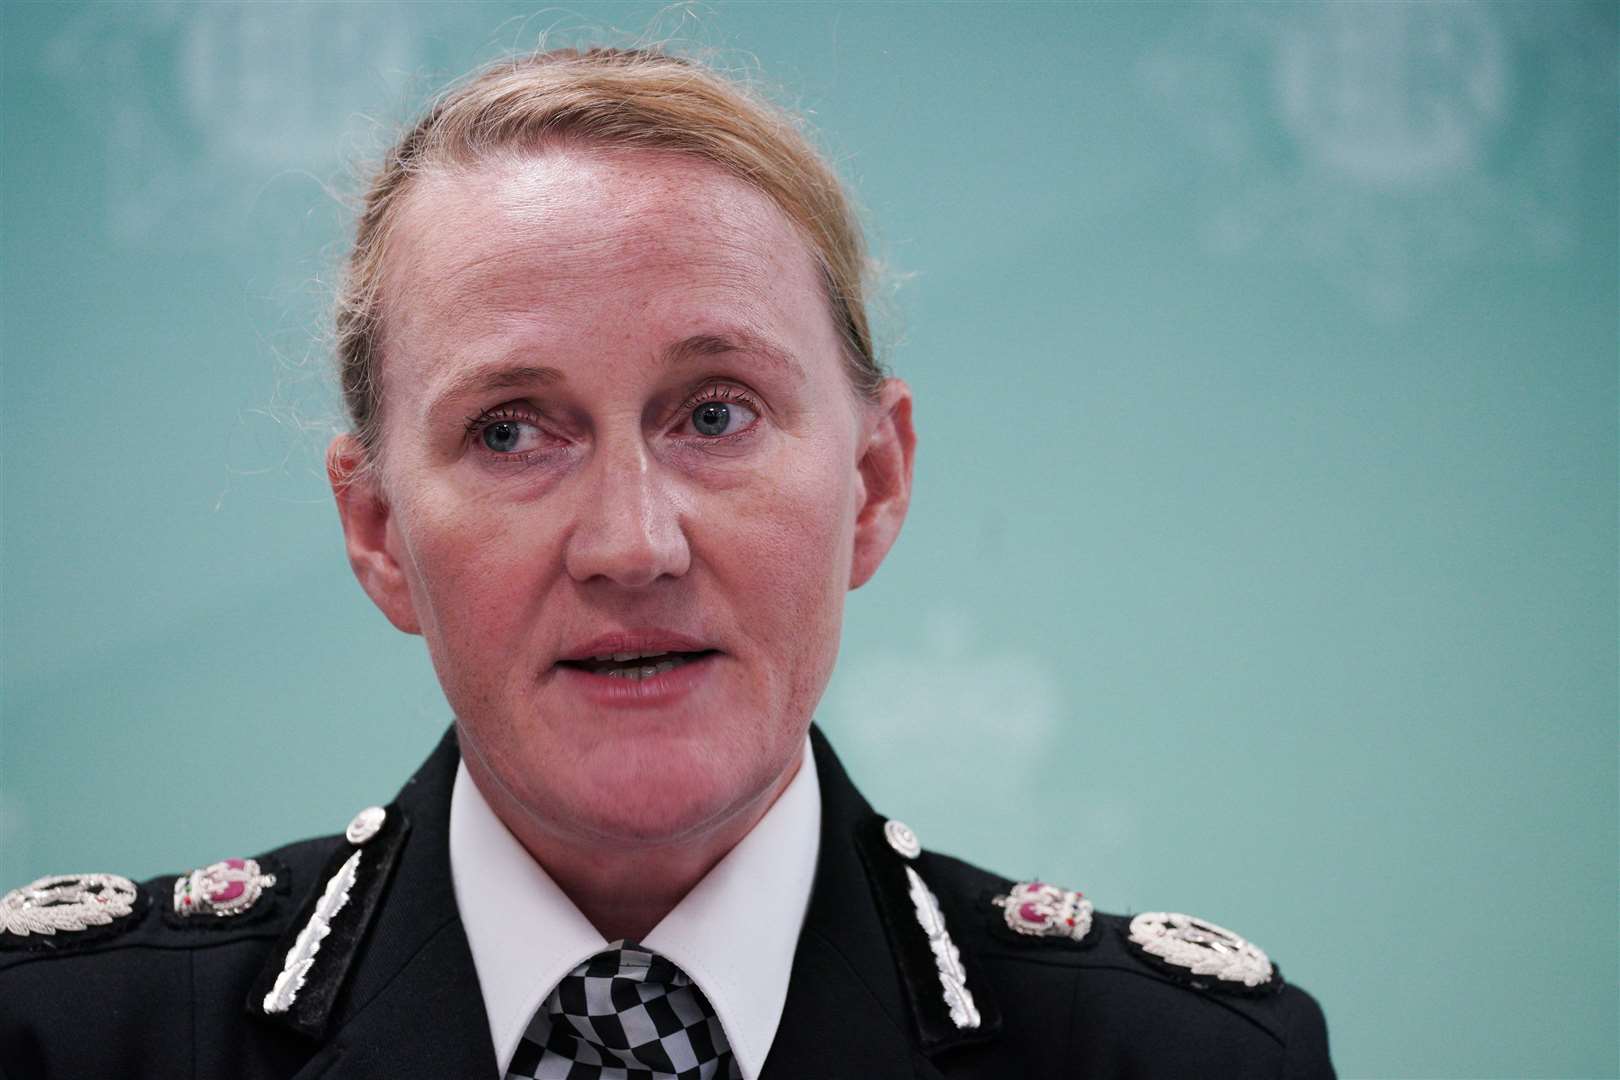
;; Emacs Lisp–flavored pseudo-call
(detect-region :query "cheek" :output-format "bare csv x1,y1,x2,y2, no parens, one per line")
707,446,857,668
393,482,557,649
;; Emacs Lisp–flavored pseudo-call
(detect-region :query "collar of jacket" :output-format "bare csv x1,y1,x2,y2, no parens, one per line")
247,724,1001,1079
766,725,1002,1079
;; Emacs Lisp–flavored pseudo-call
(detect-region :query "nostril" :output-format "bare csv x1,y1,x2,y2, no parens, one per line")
562,489,693,586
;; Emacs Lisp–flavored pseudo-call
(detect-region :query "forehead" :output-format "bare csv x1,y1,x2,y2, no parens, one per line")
379,147,833,364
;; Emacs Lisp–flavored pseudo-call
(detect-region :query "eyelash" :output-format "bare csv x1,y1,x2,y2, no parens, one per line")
676,382,763,438
463,381,763,459
462,406,542,452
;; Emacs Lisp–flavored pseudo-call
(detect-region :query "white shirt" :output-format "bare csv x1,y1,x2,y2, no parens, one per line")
449,738,821,1079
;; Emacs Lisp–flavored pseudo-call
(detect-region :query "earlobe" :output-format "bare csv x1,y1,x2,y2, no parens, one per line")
326,435,422,635
849,379,917,590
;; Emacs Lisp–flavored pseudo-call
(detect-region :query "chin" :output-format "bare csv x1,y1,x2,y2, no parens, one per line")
554,737,776,848
464,706,804,850
570,787,737,848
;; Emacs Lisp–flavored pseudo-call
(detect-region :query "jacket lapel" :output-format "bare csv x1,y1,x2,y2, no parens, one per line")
285,729,500,1079
759,728,947,1080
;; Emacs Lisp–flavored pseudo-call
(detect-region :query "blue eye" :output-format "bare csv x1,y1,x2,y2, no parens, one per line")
689,400,758,437
480,419,541,454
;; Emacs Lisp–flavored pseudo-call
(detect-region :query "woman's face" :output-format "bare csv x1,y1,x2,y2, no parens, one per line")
331,147,913,849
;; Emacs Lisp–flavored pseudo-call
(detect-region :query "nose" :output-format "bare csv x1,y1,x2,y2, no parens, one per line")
563,434,691,587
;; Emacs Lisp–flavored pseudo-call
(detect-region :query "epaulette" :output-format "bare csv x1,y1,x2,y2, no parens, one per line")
981,874,1285,997
1,850,297,956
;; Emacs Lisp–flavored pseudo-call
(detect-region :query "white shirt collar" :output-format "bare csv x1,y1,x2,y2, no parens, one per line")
449,736,820,1080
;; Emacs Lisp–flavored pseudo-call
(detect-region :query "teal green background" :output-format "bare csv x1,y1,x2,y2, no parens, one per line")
3,3,1615,1076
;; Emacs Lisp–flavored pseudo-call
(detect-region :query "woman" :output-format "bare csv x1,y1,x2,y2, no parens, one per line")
1,47,1333,1078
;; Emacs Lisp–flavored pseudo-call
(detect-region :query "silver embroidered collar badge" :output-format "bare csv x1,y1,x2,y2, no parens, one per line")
883,818,981,1030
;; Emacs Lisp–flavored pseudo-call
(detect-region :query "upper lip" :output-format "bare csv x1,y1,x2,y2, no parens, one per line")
556,630,719,664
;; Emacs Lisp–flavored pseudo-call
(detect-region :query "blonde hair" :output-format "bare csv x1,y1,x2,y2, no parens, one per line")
337,46,882,461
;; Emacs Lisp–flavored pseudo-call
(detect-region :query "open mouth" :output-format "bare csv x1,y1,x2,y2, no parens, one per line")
555,649,720,681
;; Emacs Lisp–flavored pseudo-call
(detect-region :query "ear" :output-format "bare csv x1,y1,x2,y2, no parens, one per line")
326,435,422,635
849,378,917,590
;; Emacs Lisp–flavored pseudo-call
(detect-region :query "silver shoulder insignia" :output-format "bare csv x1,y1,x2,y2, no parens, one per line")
992,880,1094,942
1127,911,1273,988
0,873,139,937
174,857,277,918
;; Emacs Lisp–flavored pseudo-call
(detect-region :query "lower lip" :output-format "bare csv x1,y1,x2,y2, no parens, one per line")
552,653,720,708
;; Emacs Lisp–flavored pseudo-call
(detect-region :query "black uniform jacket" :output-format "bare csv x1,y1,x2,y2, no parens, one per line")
1,727,1335,1078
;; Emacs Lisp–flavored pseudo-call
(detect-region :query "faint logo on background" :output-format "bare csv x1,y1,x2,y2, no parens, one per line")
1138,3,1598,321
40,3,421,248
178,6,417,172
828,606,1057,772
1276,3,1507,190
825,606,1143,861
829,609,1065,816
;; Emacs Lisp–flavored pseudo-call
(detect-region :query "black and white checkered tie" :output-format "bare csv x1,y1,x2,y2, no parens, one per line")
506,942,739,1080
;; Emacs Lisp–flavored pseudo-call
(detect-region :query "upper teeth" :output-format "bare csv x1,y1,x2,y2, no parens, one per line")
593,651,669,662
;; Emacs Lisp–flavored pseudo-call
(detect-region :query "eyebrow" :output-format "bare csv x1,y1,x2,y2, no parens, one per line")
664,331,806,385
424,330,806,418
423,362,564,423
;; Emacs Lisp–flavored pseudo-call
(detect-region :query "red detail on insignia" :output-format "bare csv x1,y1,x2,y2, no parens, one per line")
209,881,246,903
999,881,1094,943
176,857,270,919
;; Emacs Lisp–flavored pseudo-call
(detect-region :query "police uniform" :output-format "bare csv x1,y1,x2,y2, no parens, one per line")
0,727,1335,1078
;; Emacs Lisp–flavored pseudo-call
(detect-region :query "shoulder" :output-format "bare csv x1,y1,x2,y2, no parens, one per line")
882,824,1335,1078
0,833,340,969
0,730,463,1079
0,830,344,1072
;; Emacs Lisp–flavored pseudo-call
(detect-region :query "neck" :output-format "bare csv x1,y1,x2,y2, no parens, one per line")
540,837,745,943
465,751,802,942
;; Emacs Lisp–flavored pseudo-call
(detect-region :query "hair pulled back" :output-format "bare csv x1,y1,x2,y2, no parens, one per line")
336,46,882,462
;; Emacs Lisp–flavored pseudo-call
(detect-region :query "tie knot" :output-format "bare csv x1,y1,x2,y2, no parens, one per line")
577,942,690,988
508,943,737,1080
